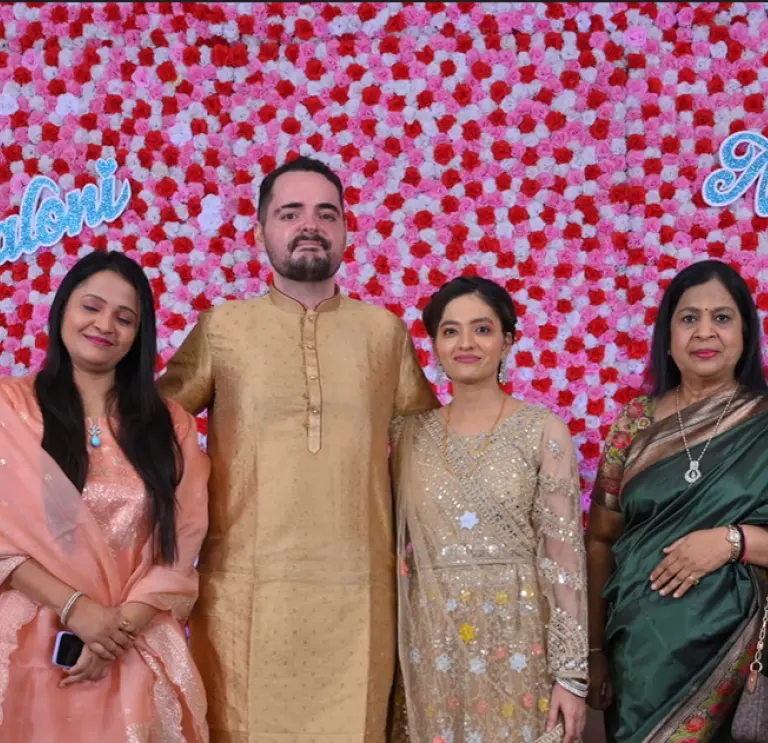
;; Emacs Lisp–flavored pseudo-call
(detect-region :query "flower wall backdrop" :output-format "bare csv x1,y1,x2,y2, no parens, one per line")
1,2,767,505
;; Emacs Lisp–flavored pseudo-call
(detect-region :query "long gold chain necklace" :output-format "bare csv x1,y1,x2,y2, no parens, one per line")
442,396,507,476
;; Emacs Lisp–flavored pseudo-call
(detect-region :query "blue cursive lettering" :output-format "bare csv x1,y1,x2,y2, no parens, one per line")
702,131,768,217
0,158,132,265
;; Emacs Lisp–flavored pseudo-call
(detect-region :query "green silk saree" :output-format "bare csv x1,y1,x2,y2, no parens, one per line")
604,389,768,743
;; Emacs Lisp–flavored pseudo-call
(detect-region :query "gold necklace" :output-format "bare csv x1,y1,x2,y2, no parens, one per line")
442,396,507,475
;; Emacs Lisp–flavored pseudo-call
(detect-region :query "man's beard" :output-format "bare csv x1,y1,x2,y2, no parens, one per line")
268,233,340,283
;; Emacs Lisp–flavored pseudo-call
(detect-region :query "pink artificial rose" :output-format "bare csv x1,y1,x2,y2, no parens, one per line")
590,31,608,49
657,11,675,29
624,27,648,49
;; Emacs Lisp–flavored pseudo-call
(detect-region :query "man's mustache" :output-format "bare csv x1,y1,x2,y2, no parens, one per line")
289,233,331,253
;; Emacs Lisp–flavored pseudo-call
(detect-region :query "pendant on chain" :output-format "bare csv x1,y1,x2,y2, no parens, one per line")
684,460,701,484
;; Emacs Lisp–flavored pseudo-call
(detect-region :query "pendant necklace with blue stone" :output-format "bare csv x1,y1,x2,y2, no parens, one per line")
86,417,103,448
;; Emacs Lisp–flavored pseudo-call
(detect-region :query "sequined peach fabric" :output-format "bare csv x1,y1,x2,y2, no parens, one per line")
0,376,209,743
394,406,588,743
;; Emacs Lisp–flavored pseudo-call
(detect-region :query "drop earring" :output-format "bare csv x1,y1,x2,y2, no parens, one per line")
498,357,508,385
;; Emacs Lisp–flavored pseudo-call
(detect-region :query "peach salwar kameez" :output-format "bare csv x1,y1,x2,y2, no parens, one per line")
0,376,210,743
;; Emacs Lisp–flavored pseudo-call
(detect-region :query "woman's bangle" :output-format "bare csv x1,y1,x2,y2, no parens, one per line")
557,678,589,698
60,591,85,626
588,647,604,654
736,525,747,563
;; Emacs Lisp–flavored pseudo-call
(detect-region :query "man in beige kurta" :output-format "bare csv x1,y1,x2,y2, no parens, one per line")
159,157,437,743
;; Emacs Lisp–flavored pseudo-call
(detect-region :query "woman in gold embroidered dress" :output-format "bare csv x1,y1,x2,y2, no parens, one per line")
0,252,209,742
393,277,588,743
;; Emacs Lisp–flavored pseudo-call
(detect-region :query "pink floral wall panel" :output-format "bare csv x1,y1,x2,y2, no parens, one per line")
1,2,767,503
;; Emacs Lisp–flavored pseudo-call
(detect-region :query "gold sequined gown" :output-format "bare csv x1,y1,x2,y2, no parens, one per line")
393,405,588,743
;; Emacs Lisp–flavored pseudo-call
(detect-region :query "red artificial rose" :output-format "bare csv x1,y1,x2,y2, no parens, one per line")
590,119,609,140
211,44,229,66
413,211,433,230
441,196,459,214
294,18,314,40
476,207,495,226
280,117,300,135
587,317,608,337
453,83,472,106
328,114,348,134
156,60,176,83
462,120,481,140
181,46,200,66
546,111,566,131
472,60,492,80
358,85,379,106
518,258,537,277
305,59,325,81
516,351,535,368
532,378,552,393
229,42,248,67
745,94,765,113
402,268,419,286
539,206,557,224
155,177,177,199
587,397,605,416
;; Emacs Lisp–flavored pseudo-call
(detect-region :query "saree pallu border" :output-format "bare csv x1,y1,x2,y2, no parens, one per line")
621,389,768,498
641,569,765,743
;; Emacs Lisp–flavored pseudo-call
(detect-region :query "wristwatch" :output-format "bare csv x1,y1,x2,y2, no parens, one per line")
726,525,742,563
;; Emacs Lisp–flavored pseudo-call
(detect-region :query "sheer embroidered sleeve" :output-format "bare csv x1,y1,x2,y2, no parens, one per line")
534,413,588,682
592,396,655,512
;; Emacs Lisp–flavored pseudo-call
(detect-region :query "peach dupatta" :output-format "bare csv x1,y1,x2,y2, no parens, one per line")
0,396,209,743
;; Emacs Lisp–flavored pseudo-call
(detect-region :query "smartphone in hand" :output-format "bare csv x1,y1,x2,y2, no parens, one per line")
52,631,84,669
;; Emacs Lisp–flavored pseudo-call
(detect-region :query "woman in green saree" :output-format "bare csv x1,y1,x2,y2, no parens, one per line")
586,260,768,743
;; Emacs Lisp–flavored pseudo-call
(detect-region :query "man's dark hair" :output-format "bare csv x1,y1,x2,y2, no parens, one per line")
257,156,345,224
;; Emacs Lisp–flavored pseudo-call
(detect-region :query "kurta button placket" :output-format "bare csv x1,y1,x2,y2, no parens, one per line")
303,310,322,453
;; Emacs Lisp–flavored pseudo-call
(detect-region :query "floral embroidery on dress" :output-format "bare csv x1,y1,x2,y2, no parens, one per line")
594,396,656,511
546,439,564,459
459,623,476,643
509,653,528,672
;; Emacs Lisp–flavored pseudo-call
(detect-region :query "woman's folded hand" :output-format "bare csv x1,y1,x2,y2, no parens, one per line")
66,597,135,661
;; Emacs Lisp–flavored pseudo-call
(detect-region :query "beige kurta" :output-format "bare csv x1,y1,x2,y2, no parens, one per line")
158,286,438,743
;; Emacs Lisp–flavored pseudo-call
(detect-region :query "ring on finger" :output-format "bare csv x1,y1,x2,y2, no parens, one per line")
120,619,137,638
687,574,700,585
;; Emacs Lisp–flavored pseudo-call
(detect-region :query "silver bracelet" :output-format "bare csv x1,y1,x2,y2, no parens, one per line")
556,677,589,698
60,591,84,626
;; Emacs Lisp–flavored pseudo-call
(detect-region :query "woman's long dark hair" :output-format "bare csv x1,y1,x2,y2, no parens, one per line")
649,259,768,396
35,251,182,563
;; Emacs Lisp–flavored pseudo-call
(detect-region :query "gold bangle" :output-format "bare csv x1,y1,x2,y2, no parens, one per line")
588,647,604,654
60,591,84,626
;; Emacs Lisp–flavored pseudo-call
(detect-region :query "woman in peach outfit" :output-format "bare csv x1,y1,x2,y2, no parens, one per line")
0,251,209,742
